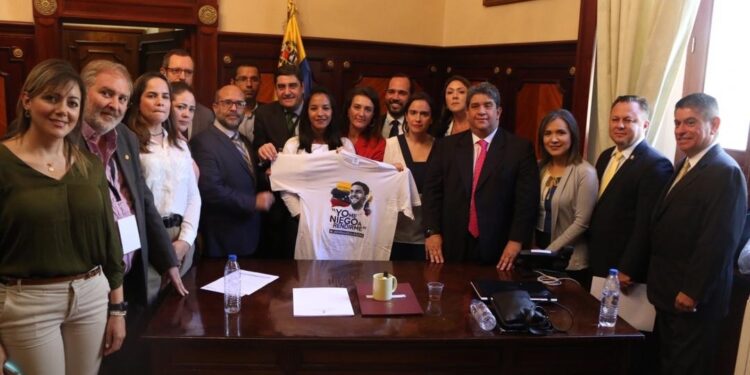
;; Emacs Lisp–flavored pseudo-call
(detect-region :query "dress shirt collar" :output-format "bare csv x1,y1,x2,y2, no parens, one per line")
687,141,718,167
613,135,644,160
284,102,303,117
471,127,498,148
385,112,405,126
214,120,239,139
82,121,118,154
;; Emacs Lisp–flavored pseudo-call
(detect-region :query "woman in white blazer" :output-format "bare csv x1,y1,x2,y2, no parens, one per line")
535,109,598,286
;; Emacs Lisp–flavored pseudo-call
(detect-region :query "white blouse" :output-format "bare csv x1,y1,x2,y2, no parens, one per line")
139,131,201,246
279,136,355,216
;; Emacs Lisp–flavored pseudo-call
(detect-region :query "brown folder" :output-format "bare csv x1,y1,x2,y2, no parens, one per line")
355,282,424,316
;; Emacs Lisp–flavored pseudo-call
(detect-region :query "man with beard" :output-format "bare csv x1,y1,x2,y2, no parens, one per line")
80,59,188,375
160,49,215,139
232,63,263,144
349,182,369,212
190,85,275,257
380,74,413,138
253,64,305,259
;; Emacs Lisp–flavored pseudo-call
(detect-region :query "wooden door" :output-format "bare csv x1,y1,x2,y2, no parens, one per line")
137,30,186,75
62,25,143,78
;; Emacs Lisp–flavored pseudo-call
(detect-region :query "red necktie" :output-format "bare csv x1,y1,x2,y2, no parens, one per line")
468,139,487,238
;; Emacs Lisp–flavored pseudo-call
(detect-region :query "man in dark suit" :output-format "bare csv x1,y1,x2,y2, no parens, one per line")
379,74,412,138
253,64,305,259
80,60,188,374
160,49,215,139
232,63,263,144
588,95,673,287
648,93,747,375
422,82,538,269
191,85,275,258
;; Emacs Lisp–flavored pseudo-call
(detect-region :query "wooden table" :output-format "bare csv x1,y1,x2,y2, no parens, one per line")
143,260,643,374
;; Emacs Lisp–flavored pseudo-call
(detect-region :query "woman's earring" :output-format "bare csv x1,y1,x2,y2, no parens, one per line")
24,109,30,118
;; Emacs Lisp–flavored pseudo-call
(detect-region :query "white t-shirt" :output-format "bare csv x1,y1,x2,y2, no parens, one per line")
270,150,420,260
280,136,355,216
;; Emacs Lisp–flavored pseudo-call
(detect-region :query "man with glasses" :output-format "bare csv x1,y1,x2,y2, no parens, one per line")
231,64,264,144
160,49,215,139
190,85,275,257
380,74,413,138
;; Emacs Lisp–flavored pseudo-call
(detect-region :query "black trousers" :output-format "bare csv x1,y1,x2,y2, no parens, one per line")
655,310,721,375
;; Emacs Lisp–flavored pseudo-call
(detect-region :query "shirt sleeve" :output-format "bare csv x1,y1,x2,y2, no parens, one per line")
270,153,310,194
179,148,201,246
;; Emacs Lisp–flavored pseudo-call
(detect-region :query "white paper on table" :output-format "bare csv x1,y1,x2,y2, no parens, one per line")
200,270,278,296
292,287,354,317
590,276,656,332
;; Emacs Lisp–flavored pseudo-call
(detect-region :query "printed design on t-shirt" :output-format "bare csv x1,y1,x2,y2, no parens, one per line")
329,180,373,238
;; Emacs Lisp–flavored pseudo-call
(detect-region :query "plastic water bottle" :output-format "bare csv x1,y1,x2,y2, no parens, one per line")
224,254,241,314
470,299,497,331
598,268,620,328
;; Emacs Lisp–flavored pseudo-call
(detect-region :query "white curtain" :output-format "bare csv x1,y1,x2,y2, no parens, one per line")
588,0,700,161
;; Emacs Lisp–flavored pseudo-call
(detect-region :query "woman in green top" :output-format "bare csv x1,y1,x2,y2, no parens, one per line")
0,59,125,374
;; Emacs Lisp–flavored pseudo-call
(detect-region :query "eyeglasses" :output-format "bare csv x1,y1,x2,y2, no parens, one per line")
217,99,247,109
165,67,194,77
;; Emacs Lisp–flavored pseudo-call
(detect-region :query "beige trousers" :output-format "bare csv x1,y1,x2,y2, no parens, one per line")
0,271,110,375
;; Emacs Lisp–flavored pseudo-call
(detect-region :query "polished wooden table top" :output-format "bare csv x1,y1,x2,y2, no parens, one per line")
144,259,642,341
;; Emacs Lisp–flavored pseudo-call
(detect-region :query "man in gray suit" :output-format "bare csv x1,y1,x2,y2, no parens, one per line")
80,60,188,374
161,49,215,139
648,93,747,375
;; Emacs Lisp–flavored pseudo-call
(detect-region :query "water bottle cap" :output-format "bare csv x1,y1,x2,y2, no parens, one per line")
608,268,618,275
228,254,237,261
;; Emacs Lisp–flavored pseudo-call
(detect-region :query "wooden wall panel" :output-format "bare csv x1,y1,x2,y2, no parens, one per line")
62,25,142,76
32,0,219,106
218,33,580,144
0,22,36,135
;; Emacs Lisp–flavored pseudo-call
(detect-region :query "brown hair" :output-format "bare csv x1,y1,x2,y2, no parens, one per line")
536,109,582,167
125,72,180,152
6,58,91,177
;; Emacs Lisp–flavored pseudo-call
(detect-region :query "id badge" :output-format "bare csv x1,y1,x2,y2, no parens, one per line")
117,215,141,254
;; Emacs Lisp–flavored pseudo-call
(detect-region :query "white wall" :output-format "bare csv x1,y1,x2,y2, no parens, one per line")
0,0,580,46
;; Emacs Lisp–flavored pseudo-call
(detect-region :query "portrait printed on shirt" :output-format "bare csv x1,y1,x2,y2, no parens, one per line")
329,181,372,238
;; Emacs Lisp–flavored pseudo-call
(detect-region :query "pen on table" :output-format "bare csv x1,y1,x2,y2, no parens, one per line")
366,294,406,299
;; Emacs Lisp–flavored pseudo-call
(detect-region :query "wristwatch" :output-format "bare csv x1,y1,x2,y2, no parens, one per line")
424,228,439,238
108,302,128,317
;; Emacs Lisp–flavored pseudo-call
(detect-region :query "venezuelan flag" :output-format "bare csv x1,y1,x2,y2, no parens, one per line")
279,0,312,97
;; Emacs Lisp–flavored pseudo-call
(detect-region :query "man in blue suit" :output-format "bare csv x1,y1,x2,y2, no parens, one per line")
191,85,275,257
648,93,747,375
588,96,673,287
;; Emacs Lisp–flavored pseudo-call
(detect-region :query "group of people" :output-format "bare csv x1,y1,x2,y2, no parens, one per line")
0,45,745,375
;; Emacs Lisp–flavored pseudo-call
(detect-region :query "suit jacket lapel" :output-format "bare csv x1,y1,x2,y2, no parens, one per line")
211,126,253,177
599,141,646,200
114,127,140,201
596,147,614,180
457,132,474,196
476,130,505,191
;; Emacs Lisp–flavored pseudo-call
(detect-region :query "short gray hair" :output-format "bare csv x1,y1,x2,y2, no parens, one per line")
675,93,719,121
466,82,501,108
80,60,132,92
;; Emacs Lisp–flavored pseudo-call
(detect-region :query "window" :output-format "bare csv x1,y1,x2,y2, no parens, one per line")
703,0,750,150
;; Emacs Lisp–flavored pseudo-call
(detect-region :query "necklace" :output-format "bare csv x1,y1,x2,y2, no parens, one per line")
46,162,55,172
150,129,164,136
